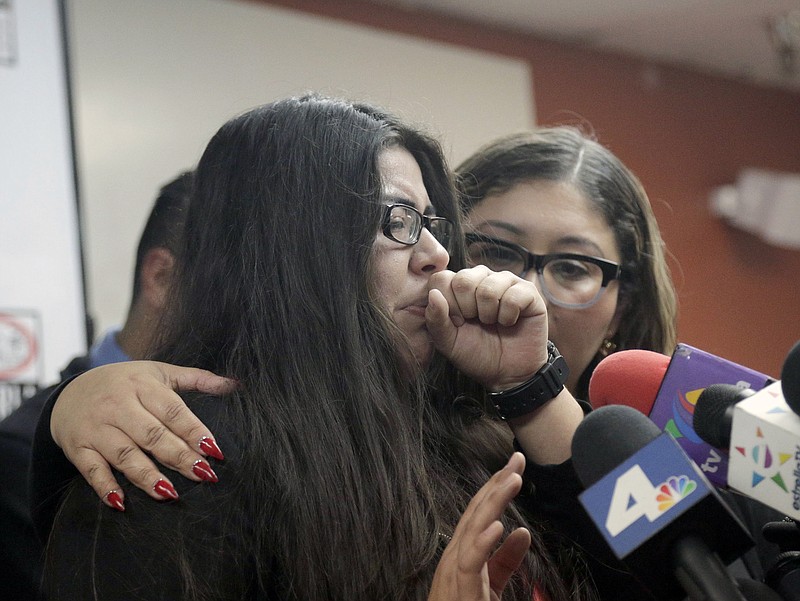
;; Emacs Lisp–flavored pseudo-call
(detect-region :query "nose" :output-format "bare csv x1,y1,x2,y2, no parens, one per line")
522,269,544,293
412,228,450,274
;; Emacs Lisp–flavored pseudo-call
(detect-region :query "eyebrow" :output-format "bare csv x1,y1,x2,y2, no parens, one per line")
385,195,436,216
475,220,607,257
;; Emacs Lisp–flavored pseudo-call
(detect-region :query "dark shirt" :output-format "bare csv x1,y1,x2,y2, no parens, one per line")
0,356,88,601
40,394,262,600
32,390,653,600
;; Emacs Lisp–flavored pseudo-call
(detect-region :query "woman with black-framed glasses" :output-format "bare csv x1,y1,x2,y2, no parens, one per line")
465,232,621,309
456,126,677,403
382,203,454,251
32,96,602,601
455,127,678,601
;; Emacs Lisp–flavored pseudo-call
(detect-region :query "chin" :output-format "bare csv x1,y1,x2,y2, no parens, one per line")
407,339,434,372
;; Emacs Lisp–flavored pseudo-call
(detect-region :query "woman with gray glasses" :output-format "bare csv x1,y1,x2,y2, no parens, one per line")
456,127,678,402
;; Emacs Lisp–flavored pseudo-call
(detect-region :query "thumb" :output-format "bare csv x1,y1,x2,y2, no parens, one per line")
155,362,238,395
425,289,459,354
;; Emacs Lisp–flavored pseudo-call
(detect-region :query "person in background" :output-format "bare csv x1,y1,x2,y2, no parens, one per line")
455,127,677,403
37,95,605,601
0,171,193,601
454,127,680,594
454,127,783,583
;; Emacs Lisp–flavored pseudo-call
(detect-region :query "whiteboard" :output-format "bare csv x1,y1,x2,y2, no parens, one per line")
0,0,86,414
68,0,535,338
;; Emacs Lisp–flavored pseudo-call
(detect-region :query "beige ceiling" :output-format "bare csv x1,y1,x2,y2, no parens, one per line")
363,0,800,92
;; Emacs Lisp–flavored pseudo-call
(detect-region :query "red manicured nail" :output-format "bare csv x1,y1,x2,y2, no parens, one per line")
192,459,219,483
104,490,125,512
198,436,224,461
153,479,179,500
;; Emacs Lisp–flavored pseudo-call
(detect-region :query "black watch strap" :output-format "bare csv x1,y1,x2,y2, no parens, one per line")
489,341,569,420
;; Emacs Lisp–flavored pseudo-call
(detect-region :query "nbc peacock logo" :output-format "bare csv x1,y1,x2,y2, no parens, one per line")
604,465,699,537
655,475,697,511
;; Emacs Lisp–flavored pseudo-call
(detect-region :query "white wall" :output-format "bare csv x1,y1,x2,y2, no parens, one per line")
0,0,85,405
68,0,535,336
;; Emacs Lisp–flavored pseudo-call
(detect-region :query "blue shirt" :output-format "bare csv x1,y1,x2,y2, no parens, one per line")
88,327,130,369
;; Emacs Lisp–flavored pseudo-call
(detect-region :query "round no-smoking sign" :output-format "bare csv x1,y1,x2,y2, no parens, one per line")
0,312,38,381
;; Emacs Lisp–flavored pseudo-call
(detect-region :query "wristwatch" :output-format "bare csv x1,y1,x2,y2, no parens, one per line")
489,341,569,420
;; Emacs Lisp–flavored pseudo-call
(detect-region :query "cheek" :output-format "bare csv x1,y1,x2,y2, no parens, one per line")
548,299,619,371
370,251,404,313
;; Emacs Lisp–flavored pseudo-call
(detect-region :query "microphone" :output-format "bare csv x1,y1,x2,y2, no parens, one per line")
589,348,669,413
691,343,800,600
692,381,800,521
781,340,800,416
693,384,756,448
589,343,774,488
765,550,800,601
572,404,754,601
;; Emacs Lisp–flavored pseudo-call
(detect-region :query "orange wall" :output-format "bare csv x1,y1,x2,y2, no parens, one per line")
258,0,800,378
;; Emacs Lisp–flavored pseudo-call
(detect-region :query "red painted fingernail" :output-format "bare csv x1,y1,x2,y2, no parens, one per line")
198,436,224,461
192,459,219,483
153,479,179,501
104,490,125,512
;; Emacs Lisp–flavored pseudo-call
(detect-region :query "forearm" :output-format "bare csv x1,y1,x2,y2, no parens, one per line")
29,376,82,542
505,388,584,465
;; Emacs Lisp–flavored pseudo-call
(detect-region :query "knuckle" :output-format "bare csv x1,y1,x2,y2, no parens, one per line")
115,444,138,466
85,462,107,486
126,368,152,387
451,275,473,294
173,448,196,469
475,282,497,302
133,466,156,486
185,424,208,443
162,400,187,424
143,424,167,448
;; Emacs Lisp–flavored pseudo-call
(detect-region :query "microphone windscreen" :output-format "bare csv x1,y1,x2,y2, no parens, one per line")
588,349,670,413
781,339,800,415
693,384,754,448
571,404,661,488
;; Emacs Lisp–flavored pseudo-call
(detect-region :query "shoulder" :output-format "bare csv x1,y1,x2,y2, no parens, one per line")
47,393,259,599
0,384,58,441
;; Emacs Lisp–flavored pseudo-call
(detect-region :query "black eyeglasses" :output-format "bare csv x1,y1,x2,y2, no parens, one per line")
382,204,454,251
465,233,622,309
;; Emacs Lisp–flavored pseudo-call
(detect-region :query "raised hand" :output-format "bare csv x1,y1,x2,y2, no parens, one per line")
427,266,583,465
49,361,236,509
428,452,532,601
425,266,549,392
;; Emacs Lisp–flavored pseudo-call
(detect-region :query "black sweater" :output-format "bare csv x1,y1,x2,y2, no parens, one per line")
31,391,653,600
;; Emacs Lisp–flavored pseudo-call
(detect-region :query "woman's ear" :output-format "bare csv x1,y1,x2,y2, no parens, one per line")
139,247,175,310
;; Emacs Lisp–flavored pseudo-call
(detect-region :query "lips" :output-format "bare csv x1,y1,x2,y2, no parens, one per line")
404,304,427,317
401,297,429,317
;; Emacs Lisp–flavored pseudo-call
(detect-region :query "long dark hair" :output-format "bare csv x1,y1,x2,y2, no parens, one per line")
456,127,678,400
54,97,592,601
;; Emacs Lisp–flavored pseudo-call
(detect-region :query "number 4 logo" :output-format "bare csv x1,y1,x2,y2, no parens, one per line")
605,465,697,537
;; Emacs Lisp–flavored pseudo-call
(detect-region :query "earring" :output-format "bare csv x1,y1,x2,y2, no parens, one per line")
598,338,617,357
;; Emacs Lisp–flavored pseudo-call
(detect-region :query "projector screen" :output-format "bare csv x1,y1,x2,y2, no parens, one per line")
68,0,535,337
